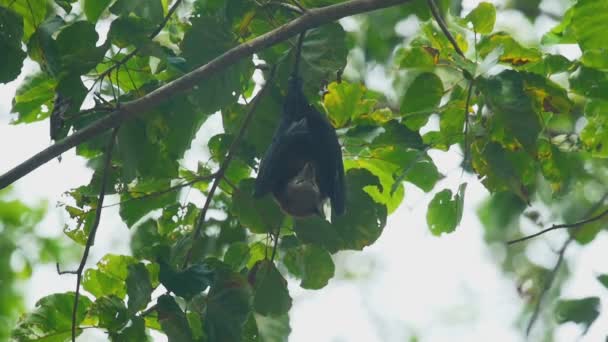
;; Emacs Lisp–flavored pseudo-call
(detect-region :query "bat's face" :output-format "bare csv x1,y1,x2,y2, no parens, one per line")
274,163,324,218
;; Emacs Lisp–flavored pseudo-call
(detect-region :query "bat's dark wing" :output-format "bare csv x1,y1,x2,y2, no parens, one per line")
253,118,310,198
304,106,346,216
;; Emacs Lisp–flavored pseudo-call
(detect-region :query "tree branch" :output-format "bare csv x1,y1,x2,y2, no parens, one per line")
507,206,608,245
69,127,118,342
0,0,412,190
426,0,464,57
182,68,277,268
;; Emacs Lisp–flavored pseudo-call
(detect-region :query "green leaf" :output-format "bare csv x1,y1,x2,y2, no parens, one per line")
1,0,46,41
284,245,334,290
554,297,600,329
126,263,153,315
108,16,155,49
181,15,252,113
395,46,437,70
581,100,608,157
110,0,164,25
11,293,92,341
159,261,214,299
252,260,292,316
570,66,608,101
109,316,149,341
478,70,542,153
401,72,444,130
478,32,542,67
55,21,107,75
471,141,536,201
54,0,77,13
84,0,113,23
88,295,129,332
564,0,608,53
464,2,496,34
232,178,285,234
224,241,250,271
82,254,138,299
222,86,282,156
295,169,387,253
119,179,179,227
0,7,26,83
274,23,347,97
426,183,466,236
157,295,193,342
253,313,291,342
206,269,252,342
10,72,57,123
521,72,573,114
597,274,608,289
323,81,376,127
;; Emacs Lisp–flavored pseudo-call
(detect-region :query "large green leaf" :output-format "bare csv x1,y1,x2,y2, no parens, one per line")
554,297,600,330
88,295,129,332
272,23,348,97
181,15,252,113
109,316,149,341
401,72,444,130
252,313,291,342
11,293,92,341
0,7,26,83
157,294,193,342
464,2,496,34
82,254,138,299
252,260,292,316
0,0,46,41
323,81,376,127
570,66,608,101
478,32,542,67
84,0,113,23
55,21,108,75
126,263,153,315
159,261,214,299
580,100,608,157
478,70,542,153
426,184,466,236
284,244,334,290
206,269,252,342
10,72,57,123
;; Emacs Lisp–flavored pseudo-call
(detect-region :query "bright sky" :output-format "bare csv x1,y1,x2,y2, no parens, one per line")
1,0,607,341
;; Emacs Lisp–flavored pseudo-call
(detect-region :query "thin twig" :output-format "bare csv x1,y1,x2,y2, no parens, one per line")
182,68,277,268
507,206,608,245
523,192,608,336
69,127,119,342
462,82,474,169
525,237,572,336
0,0,413,190
103,173,218,208
426,0,464,57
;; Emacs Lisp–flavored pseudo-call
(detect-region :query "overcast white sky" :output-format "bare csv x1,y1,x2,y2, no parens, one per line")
1,0,607,341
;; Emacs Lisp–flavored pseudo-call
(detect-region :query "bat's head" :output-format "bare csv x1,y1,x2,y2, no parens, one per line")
274,163,324,218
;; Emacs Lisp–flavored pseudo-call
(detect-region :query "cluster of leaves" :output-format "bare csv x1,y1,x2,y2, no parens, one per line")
2,0,608,340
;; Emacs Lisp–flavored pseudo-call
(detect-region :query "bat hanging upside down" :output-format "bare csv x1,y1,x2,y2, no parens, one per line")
253,75,346,219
